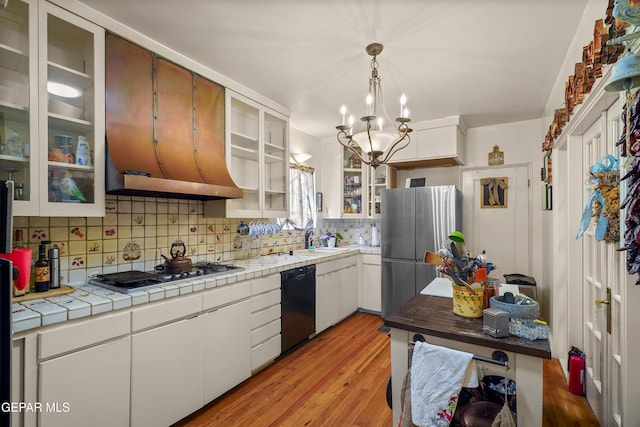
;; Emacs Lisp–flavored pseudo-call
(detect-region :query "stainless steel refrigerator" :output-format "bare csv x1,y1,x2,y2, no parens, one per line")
381,185,462,318
1,180,13,427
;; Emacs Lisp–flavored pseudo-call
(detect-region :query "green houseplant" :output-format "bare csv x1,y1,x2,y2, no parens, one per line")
322,231,344,247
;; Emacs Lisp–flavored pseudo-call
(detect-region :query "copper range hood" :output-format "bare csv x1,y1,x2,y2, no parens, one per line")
105,33,243,200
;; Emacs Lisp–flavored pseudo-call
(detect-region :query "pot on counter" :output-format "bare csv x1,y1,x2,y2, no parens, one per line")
162,240,192,273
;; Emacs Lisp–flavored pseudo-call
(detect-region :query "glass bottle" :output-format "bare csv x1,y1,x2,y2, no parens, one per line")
34,241,50,292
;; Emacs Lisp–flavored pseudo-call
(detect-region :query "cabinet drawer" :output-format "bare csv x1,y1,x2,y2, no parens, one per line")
251,335,281,371
39,311,129,360
317,255,357,275
362,254,381,265
251,319,280,347
203,281,251,311
251,304,280,329
251,274,280,295
131,293,201,332
251,289,281,313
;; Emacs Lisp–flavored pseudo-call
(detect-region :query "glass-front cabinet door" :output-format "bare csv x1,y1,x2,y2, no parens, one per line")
343,146,364,216
38,2,104,216
0,0,37,215
262,109,288,217
367,165,391,218
226,94,261,216
205,90,289,219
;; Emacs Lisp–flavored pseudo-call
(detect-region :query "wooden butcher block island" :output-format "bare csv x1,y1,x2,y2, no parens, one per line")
385,293,551,427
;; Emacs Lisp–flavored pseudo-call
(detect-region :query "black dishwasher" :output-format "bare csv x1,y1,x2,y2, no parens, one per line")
281,264,316,353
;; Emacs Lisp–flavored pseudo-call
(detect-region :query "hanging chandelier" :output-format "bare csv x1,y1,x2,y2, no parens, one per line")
336,42,412,169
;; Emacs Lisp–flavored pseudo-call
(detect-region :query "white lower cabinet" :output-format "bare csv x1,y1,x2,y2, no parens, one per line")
250,274,281,371
361,254,382,312
36,311,130,427
316,255,358,333
204,299,252,402
316,271,339,333
339,265,358,319
131,315,205,427
39,337,130,427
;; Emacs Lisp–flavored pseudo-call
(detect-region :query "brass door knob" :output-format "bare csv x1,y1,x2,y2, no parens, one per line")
595,299,610,310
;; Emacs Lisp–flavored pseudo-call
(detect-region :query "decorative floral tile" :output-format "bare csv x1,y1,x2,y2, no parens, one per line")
70,227,86,239
103,253,117,265
70,256,85,269
105,200,117,212
57,242,67,256
29,228,48,242
87,241,101,253
207,225,215,233
189,226,197,233
122,241,142,261
169,215,178,224
133,215,144,225
207,245,215,253
104,227,117,239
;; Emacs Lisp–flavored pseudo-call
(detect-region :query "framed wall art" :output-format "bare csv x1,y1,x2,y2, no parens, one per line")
480,177,508,208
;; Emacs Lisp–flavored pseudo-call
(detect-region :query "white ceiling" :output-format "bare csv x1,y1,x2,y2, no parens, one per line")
76,0,590,139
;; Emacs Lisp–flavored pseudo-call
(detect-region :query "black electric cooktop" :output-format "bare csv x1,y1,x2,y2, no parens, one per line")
89,262,244,293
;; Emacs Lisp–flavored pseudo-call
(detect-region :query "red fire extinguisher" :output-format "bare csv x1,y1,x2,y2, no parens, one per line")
568,347,586,396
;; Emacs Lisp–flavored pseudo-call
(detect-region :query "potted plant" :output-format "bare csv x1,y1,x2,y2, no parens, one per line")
322,231,344,248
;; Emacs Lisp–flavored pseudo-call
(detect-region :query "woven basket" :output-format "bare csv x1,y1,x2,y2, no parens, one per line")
489,295,539,319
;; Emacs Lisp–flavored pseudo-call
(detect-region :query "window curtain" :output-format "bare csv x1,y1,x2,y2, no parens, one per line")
289,163,315,229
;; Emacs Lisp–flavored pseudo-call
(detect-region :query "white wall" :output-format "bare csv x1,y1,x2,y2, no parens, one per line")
466,119,545,295
290,127,321,171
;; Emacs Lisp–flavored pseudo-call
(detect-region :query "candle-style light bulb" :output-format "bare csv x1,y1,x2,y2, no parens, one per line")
403,107,409,119
377,117,384,131
400,94,406,117
340,105,347,125
366,94,373,116
348,115,354,135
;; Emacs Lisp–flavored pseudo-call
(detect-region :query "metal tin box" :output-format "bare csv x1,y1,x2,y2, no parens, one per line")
483,308,510,338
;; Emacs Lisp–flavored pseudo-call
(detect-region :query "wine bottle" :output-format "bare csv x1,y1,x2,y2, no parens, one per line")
34,241,50,292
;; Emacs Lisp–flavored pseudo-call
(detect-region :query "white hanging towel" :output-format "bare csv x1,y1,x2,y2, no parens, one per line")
410,341,478,427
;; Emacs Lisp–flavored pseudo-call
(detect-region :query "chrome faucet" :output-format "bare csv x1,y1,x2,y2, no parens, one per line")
304,224,314,249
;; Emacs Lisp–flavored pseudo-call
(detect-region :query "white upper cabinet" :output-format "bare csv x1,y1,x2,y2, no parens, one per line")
0,0,38,215
0,0,105,216
205,90,289,218
322,140,393,219
387,115,466,168
38,2,105,216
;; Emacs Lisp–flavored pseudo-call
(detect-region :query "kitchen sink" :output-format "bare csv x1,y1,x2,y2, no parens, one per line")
294,247,352,255
311,247,351,253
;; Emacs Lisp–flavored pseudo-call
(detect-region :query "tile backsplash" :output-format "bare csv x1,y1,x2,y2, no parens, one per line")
12,195,379,285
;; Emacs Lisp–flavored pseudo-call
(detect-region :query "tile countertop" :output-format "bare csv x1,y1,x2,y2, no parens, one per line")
11,246,380,333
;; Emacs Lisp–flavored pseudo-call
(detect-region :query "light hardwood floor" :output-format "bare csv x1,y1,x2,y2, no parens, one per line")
173,312,598,427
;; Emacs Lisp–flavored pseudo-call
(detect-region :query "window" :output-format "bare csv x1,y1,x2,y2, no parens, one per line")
288,163,315,229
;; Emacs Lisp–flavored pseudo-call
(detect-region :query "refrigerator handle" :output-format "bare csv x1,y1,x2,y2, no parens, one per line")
2,181,13,252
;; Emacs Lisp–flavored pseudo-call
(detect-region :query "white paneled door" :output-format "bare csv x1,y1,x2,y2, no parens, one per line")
462,165,530,276
579,97,626,426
